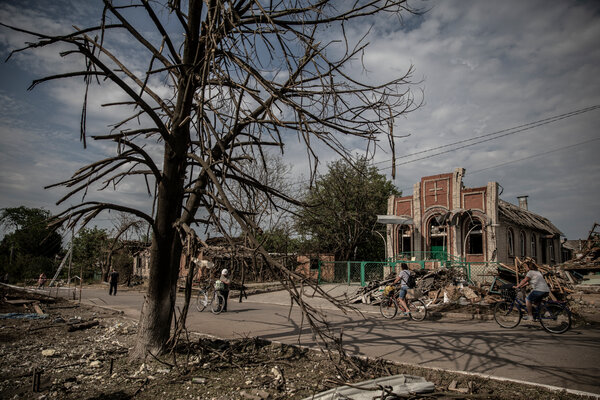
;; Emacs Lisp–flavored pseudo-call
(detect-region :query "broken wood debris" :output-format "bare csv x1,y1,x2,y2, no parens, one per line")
349,267,492,308
495,257,575,301
67,320,100,332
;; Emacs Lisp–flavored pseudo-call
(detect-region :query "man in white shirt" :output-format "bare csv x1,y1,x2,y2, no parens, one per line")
515,262,550,321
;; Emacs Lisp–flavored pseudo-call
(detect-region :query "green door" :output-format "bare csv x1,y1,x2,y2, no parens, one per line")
431,246,447,261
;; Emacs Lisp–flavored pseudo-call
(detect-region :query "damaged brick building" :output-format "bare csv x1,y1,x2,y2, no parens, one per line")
384,168,563,266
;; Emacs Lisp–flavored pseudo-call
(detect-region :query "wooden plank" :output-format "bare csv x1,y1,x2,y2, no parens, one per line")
33,303,44,315
5,299,36,305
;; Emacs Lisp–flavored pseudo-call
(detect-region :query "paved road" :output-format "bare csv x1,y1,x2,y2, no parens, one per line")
76,285,600,395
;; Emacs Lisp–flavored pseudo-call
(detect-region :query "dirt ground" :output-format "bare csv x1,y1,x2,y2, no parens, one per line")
1,285,598,400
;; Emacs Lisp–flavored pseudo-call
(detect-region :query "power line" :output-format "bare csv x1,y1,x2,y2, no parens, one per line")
374,104,600,170
392,137,600,193
468,137,600,175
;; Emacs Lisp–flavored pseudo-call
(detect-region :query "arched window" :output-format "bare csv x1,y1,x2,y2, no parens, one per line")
530,234,537,259
397,225,412,255
466,219,483,254
519,231,526,258
507,229,515,257
428,215,447,260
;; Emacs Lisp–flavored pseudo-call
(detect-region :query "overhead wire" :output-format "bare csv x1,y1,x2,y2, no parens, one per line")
374,104,600,171
288,104,600,187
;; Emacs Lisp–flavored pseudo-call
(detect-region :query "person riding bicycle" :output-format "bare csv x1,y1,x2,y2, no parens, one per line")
514,261,550,321
216,269,231,312
392,263,411,314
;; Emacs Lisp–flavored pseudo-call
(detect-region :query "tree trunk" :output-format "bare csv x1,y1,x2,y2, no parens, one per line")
131,146,185,358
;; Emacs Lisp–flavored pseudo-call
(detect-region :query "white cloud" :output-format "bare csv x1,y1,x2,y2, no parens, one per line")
0,0,599,241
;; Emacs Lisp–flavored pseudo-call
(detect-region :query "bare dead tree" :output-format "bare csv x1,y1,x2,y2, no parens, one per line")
3,0,421,359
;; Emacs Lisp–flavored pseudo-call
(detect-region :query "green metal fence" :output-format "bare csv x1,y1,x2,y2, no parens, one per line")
318,260,425,286
316,257,501,287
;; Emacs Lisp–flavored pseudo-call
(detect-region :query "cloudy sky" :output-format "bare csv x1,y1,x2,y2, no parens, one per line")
0,0,599,240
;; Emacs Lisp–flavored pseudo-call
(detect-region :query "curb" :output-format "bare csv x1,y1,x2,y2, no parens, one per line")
264,338,600,399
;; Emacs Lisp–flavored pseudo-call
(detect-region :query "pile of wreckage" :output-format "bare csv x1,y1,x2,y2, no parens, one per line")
490,257,575,301
561,222,600,280
349,267,488,308
350,257,578,308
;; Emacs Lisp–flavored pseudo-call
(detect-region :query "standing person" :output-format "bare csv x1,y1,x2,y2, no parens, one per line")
37,273,47,289
392,263,411,314
109,268,119,296
515,262,550,321
217,269,231,312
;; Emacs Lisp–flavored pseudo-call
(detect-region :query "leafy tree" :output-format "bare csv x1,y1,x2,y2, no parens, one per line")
4,0,419,357
72,227,109,281
0,207,62,282
256,225,301,254
296,157,400,261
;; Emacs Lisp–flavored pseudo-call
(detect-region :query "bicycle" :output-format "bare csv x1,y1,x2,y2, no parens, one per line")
493,284,572,334
195,282,225,314
379,285,427,321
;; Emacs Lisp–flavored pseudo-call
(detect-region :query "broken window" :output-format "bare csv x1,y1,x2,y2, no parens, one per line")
507,228,515,257
429,217,447,244
397,225,412,255
519,231,526,258
429,216,447,260
466,219,483,255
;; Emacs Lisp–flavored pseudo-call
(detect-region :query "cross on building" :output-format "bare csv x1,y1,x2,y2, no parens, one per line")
429,181,443,202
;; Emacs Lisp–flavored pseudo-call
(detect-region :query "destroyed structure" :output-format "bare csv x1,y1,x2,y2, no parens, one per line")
384,168,563,267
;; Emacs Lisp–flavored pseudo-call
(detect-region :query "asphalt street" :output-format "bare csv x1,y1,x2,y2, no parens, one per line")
73,284,600,396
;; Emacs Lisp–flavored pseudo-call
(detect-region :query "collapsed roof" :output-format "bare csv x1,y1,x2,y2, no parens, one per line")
498,199,563,237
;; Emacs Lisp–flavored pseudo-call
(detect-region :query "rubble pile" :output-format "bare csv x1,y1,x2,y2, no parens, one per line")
495,257,574,301
562,222,600,272
350,267,492,308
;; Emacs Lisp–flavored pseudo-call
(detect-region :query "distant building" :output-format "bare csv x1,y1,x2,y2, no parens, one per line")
384,168,563,267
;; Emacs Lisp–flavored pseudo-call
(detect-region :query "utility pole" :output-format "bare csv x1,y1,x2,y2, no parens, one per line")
67,227,74,287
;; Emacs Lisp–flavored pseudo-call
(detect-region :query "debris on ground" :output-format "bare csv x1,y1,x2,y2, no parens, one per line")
494,257,575,301
350,267,494,311
0,283,596,399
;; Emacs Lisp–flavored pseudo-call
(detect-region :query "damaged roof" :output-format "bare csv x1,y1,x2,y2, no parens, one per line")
498,199,563,236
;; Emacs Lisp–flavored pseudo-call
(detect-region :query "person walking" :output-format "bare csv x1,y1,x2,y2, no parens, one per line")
109,269,119,296
217,269,231,312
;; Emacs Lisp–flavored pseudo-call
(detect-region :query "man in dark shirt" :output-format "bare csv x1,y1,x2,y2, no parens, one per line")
109,269,119,296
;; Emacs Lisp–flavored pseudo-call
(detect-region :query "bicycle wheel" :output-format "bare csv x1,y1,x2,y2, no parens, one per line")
494,301,521,328
195,289,209,312
211,292,225,315
408,299,427,321
539,303,571,334
380,297,398,319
